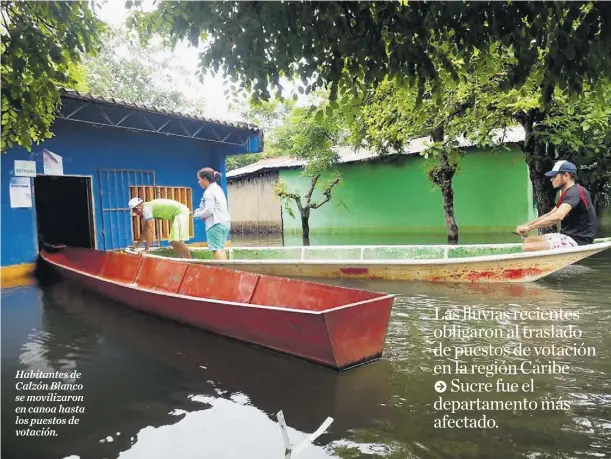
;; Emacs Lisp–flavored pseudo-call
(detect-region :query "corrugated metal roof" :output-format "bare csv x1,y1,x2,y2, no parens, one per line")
60,90,261,132
227,126,526,179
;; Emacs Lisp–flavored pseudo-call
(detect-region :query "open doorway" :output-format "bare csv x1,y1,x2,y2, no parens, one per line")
33,176,95,249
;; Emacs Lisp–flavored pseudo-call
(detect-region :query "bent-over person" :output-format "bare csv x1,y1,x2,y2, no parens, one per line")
129,197,192,259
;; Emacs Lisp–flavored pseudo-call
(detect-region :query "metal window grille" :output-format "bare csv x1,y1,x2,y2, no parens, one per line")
98,169,156,251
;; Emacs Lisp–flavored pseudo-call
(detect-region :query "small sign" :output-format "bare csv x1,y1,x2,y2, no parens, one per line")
43,149,63,175
14,160,36,177
9,177,32,208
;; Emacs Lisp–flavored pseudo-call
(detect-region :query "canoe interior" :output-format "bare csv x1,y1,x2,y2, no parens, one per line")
152,237,611,262
43,248,388,312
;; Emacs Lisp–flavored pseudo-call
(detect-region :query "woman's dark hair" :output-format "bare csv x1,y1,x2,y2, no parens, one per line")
198,167,221,183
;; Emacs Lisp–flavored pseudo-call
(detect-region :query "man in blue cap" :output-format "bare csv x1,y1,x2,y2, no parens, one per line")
516,160,597,251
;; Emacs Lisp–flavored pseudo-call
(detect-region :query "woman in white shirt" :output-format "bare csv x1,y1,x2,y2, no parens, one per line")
193,167,231,260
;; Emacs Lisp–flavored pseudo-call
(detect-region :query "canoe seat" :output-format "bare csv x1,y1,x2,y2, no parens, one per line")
249,275,380,311
177,264,260,303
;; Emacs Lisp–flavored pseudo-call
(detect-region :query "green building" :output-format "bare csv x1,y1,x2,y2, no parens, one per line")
227,127,537,241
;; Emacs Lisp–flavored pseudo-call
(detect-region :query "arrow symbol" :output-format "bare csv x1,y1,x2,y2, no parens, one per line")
434,381,447,393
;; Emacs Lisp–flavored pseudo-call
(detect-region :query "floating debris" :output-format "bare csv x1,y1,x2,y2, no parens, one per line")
276,410,333,458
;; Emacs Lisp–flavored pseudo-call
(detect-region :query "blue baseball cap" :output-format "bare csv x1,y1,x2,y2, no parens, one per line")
544,160,577,177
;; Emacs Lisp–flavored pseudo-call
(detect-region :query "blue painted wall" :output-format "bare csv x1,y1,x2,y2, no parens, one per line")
1,117,257,267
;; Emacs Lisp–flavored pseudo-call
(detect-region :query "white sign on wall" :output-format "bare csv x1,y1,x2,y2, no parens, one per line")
43,149,63,175
9,177,32,208
14,160,36,177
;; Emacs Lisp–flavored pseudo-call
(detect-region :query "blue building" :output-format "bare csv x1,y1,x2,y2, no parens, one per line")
1,91,262,282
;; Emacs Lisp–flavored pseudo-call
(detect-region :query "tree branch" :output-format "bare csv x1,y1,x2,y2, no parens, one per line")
310,177,341,209
292,195,304,215
447,101,473,123
24,3,62,37
1,10,13,40
304,173,320,205
276,190,301,201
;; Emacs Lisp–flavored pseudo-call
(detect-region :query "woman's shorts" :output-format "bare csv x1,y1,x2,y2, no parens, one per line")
206,223,230,251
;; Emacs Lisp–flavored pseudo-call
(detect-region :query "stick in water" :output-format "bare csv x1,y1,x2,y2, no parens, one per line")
276,410,334,458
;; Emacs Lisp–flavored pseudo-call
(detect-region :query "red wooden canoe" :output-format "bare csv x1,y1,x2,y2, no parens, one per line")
40,247,395,370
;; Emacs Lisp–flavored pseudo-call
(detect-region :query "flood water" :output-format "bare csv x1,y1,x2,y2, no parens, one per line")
2,232,611,459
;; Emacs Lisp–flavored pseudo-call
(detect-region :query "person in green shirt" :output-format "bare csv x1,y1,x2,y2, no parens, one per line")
128,197,192,258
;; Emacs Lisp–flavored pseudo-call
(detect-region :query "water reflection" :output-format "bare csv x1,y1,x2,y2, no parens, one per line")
2,281,393,459
303,276,579,307
2,243,610,459
50,281,393,430
117,395,337,459
343,251,611,459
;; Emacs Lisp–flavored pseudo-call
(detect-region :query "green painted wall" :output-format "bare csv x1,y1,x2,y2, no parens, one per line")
280,147,532,234
601,206,611,233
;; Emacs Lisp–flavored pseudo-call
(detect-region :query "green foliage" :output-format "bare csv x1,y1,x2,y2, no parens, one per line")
269,101,346,222
533,81,611,212
272,179,299,220
350,41,517,156
129,2,611,106
351,43,518,242
225,153,263,172
1,1,105,152
83,26,205,115
227,92,348,239
226,98,296,171
228,93,348,180
67,62,90,93
274,103,344,176
356,38,611,219
475,63,611,215
242,97,296,143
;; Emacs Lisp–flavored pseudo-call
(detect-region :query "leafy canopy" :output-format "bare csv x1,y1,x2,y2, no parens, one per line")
1,1,105,152
128,1,611,105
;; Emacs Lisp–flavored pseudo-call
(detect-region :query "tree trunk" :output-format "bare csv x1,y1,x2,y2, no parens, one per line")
428,166,459,244
591,187,606,232
429,126,459,244
301,210,310,246
517,112,557,234
440,179,459,244
527,163,557,233
580,175,610,233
